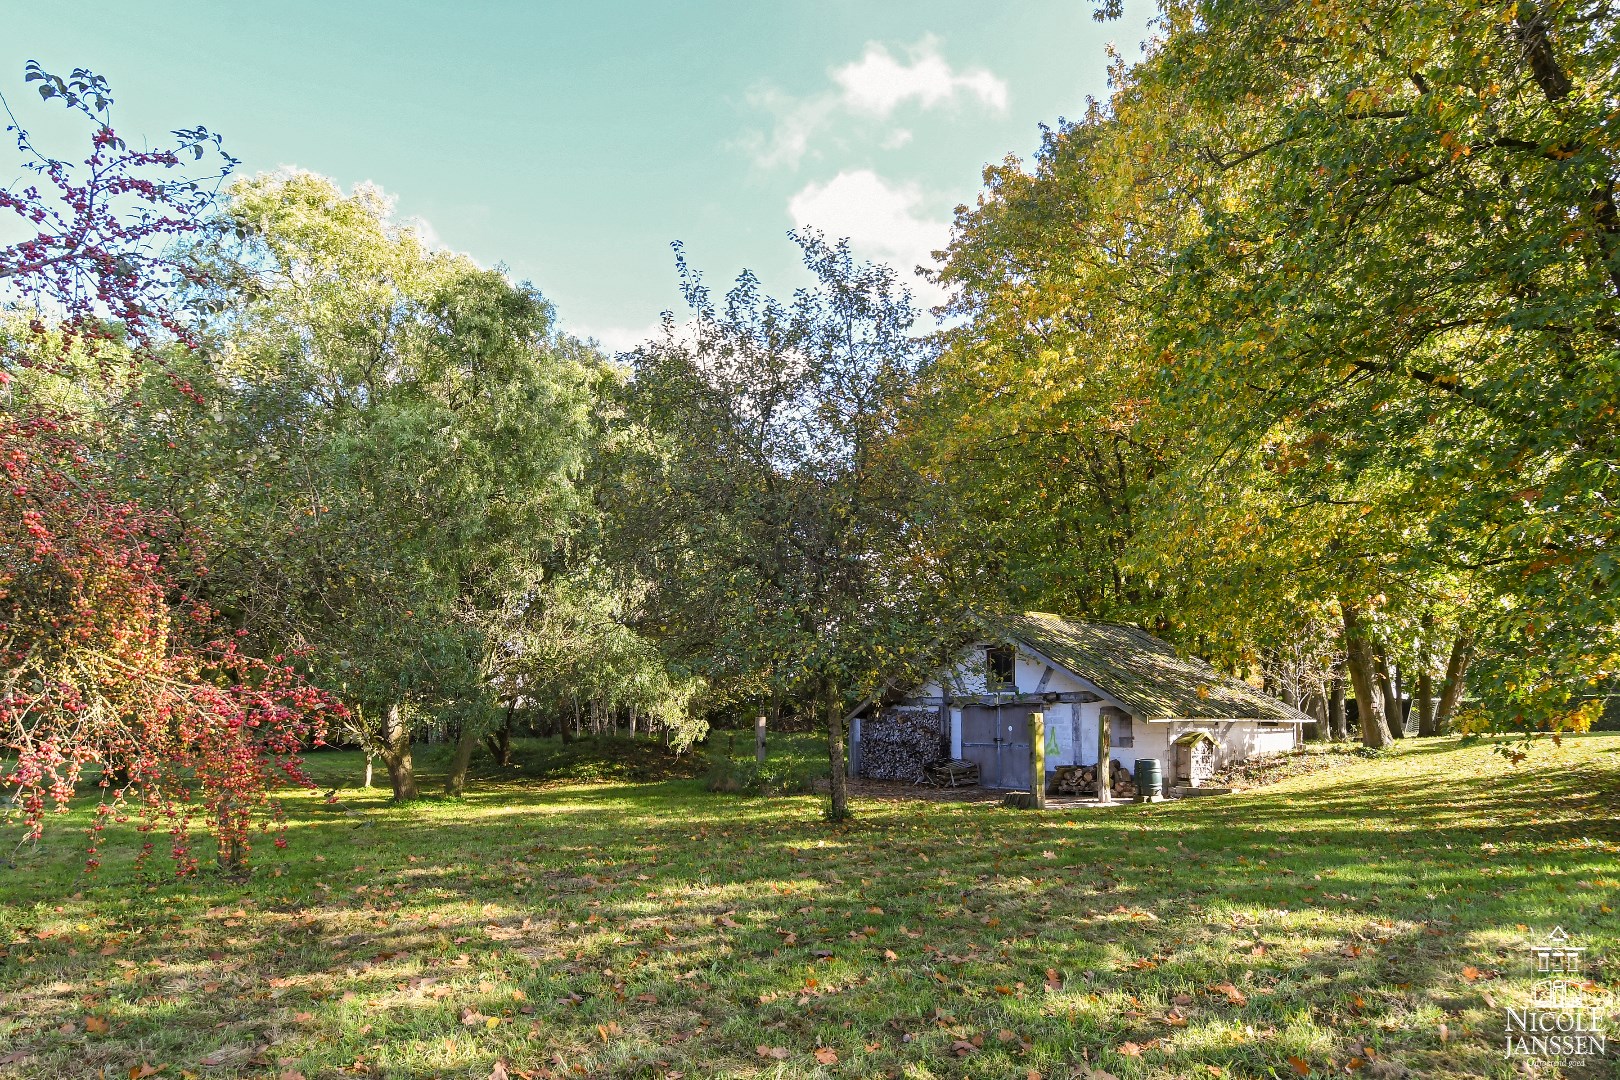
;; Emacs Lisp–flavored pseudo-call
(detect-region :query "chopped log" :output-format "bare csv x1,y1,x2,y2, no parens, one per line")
1049,760,1137,799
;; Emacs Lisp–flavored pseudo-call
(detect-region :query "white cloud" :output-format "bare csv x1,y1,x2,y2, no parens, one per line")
578,320,665,354
831,37,1008,117
742,86,837,170
787,169,950,305
743,37,1007,169
575,315,704,356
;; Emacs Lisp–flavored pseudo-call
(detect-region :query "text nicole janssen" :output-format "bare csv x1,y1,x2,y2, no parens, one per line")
1503,1006,1607,1060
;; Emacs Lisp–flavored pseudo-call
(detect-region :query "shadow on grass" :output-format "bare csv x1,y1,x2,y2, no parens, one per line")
2,736,1617,1078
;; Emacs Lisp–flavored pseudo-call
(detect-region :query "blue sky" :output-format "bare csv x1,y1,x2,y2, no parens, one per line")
6,2,1155,350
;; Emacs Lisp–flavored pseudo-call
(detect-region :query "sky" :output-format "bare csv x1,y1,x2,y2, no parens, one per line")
4,1,1156,351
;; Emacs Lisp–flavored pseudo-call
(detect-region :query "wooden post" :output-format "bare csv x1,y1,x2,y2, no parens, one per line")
1029,711,1046,809
755,715,767,763
1097,707,1112,804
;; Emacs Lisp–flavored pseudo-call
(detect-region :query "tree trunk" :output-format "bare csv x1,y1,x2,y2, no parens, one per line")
826,683,850,822
484,699,516,766
1328,664,1348,740
1434,631,1475,733
1417,614,1438,736
1374,648,1403,739
1304,692,1327,742
1417,670,1437,738
380,702,419,801
445,722,480,796
1342,603,1392,749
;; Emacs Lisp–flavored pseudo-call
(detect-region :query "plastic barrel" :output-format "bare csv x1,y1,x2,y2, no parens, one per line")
1134,757,1163,799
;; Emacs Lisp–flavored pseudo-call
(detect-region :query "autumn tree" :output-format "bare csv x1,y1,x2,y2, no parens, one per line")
0,66,336,869
1134,0,1620,735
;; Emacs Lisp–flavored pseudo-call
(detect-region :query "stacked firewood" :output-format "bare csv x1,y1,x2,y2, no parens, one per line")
859,716,944,781
1053,760,1138,799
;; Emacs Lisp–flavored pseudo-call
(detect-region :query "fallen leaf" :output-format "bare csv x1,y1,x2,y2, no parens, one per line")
1461,966,1481,981
756,1046,789,1060
1118,1041,1144,1057
85,1016,109,1034
814,1047,838,1064
489,1065,510,1080
882,949,899,962
1287,1055,1311,1076
949,1039,979,1056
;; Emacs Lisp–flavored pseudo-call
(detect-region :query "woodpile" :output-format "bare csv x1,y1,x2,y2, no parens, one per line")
858,716,944,782
1053,760,1138,800
922,759,980,788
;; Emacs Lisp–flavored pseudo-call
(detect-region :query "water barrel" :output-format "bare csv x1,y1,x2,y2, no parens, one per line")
1134,757,1163,801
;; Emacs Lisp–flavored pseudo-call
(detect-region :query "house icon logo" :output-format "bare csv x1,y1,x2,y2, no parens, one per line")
1532,927,1583,975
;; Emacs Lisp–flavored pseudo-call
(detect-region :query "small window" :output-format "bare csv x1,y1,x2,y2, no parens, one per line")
1111,713,1135,748
986,646,1015,690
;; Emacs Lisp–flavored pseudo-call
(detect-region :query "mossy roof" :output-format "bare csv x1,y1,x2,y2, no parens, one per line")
998,612,1309,723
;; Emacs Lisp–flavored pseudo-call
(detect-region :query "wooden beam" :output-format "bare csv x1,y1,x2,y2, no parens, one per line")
1097,704,1112,804
1030,711,1046,810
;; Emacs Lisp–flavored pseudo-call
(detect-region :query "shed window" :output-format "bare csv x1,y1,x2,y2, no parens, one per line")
986,646,1016,690
1111,713,1135,748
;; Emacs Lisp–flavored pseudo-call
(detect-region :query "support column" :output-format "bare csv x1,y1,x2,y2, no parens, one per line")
1029,711,1046,809
949,707,963,759
1097,706,1112,804
755,715,767,763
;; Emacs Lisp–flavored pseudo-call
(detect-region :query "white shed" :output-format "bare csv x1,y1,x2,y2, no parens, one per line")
848,612,1309,790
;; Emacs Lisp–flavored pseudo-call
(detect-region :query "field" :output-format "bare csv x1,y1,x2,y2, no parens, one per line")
2,734,1618,1079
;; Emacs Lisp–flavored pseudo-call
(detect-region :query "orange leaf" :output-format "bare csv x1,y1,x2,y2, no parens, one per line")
755,1046,789,1060
814,1048,838,1064
1118,1041,1143,1057
85,1016,109,1034
1286,1055,1310,1076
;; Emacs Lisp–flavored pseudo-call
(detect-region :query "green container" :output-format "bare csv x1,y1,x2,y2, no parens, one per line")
1134,757,1163,799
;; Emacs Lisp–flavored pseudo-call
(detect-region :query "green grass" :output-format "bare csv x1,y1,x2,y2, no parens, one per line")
2,734,1618,1079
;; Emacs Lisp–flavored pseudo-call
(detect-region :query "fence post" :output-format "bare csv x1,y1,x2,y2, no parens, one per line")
755,715,767,763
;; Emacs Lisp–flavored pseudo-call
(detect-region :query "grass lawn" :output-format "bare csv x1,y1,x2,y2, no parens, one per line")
2,734,1618,1079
